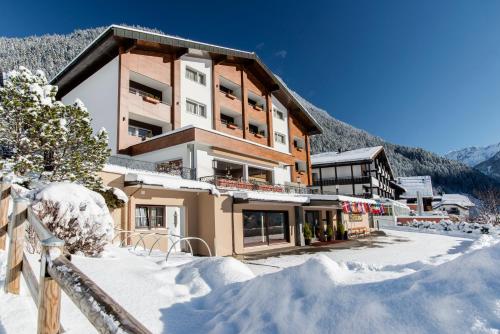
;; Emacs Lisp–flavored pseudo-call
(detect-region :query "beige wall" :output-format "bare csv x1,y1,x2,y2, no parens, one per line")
99,171,303,256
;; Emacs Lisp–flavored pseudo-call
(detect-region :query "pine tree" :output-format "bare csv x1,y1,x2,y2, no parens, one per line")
0,67,110,189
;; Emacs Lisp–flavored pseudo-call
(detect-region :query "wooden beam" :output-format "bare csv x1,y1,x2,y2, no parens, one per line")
37,246,61,334
175,47,189,59
22,252,39,305
212,55,227,65
0,181,11,250
4,197,28,294
47,256,151,333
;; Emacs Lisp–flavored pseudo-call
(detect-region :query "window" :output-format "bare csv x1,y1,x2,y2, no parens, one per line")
220,114,235,125
219,85,233,95
128,125,153,139
274,132,286,144
294,137,305,150
135,206,165,229
243,210,289,247
186,99,207,118
248,124,259,134
185,67,206,85
295,160,307,173
273,108,285,120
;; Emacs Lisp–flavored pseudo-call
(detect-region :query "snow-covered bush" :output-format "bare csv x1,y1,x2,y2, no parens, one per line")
0,66,110,190
29,182,114,256
97,187,128,210
409,219,498,235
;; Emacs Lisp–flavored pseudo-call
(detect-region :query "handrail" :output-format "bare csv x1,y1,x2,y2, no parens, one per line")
166,237,212,263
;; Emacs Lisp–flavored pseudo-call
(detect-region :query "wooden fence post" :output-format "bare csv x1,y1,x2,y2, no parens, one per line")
37,241,63,334
0,181,11,250
4,197,28,294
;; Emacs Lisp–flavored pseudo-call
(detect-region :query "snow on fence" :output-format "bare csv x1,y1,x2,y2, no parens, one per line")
0,181,151,334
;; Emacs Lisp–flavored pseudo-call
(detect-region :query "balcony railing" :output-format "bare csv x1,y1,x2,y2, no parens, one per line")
198,175,310,194
312,176,371,187
108,156,196,180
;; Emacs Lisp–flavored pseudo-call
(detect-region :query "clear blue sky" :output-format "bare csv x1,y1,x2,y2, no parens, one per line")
2,0,500,154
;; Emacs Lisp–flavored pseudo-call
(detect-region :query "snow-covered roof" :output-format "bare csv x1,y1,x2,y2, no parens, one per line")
307,194,377,205
396,176,434,198
104,164,219,195
311,146,384,165
230,191,310,204
433,194,475,209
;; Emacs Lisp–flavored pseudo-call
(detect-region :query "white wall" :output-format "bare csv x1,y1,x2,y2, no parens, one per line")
271,95,290,153
134,143,191,167
274,165,291,185
195,148,215,178
61,56,119,154
180,56,213,130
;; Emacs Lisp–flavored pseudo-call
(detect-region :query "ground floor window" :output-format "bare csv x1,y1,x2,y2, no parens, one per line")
135,205,165,229
243,210,289,247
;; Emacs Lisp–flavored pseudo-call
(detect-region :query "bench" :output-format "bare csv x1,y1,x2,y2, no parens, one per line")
348,227,369,238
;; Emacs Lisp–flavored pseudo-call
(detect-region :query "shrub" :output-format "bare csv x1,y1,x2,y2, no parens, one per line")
303,223,313,239
30,182,114,256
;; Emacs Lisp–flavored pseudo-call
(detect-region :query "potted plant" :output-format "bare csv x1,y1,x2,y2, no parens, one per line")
326,226,334,241
336,222,345,240
303,223,313,245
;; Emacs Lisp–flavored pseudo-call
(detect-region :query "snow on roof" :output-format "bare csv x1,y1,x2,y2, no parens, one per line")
307,194,377,205
104,164,219,195
311,146,383,165
433,194,475,208
230,191,310,204
396,176,434,198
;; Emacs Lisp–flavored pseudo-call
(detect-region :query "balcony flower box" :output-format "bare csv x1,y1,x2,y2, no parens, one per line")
225,93,237,100
254,133,264,139
257,184,275,192
227,123,238,130
143,96,160,104
253,105,264,112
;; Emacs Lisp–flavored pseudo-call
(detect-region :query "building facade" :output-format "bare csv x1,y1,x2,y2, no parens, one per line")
310,146,396,199
52,25,340,256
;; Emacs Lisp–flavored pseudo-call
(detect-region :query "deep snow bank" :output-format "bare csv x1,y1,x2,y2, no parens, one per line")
164,236,500,334
175,257,255,294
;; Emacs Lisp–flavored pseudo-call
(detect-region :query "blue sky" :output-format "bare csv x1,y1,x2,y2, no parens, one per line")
2,0,500,154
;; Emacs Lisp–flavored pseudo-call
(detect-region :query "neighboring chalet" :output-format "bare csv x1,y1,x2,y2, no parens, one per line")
310,146,396,199
433,194,475,218
396,176,434,212
49,25,377,256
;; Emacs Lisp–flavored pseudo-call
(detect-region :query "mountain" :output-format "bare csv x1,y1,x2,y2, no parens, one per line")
475,151,500,182
295,95,500,194
445,142,500,167
1,26,499,195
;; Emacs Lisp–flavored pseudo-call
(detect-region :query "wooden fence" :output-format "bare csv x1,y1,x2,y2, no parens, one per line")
0,181,151,334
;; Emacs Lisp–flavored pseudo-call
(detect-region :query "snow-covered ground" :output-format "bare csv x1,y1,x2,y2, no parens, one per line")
1,228,499,333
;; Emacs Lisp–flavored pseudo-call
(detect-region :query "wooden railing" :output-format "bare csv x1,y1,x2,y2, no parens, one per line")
0,181,151,334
